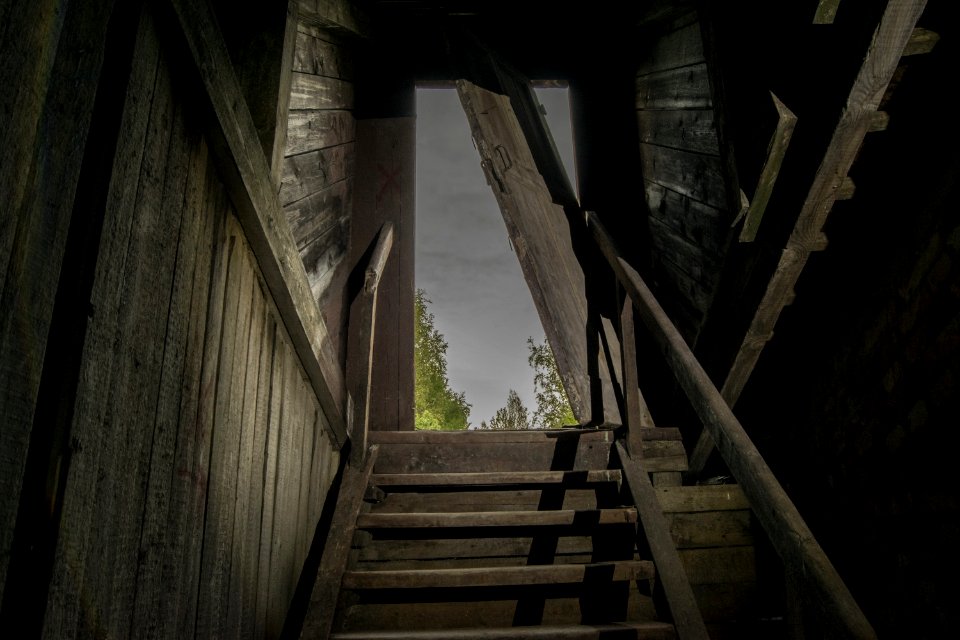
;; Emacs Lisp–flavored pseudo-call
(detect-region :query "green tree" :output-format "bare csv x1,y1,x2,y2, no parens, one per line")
415,289,470,430
527,337,576,429
484,389,531,430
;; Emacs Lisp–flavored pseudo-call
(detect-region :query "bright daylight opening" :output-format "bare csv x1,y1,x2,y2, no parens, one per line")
414,86,578,430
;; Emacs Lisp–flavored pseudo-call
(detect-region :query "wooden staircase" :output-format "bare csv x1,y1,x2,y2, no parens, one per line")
304,428,758,639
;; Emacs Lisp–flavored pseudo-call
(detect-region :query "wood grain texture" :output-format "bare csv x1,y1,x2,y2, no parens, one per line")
294,30,354,79
301,445,378,640
297,0,370,37
281,143,355,205
0,0,114,609
637,109,719,155
645,181,728,257
171,0,348,444
290,72,354,110
341,561,655,590
357,509,638,529
636,20,705,77
286,109,356,155
636,64,712,110
616,442,708,640
458,80,617,423
639,143,726,208
589,212,878,638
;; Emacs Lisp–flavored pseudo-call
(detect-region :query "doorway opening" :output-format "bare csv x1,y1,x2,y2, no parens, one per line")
414,85,577,430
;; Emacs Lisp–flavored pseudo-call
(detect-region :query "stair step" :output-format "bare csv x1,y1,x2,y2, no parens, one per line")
370,488,607,513
371,469,622,488
372,430,686,474
356,508,637,530
342,560,655,589
331,621,677,639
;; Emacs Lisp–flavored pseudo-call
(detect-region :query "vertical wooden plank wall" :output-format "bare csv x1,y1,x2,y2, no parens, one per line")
635,13,733,343
0,5,342,637
281,21,357,360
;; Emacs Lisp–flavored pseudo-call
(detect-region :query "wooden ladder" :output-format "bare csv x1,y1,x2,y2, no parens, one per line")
301,428,759,639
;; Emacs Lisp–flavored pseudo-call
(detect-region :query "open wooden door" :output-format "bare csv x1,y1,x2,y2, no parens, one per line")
457,78,619,424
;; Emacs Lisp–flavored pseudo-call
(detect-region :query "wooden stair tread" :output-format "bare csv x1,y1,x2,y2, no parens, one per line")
356,508,638,529
331,621,677,639
341,560,656,589
368,429,618,444
372,469,622,488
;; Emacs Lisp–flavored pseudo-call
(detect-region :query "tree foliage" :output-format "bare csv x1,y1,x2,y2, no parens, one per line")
414,289,470,430
484,389,531,430
528,337,576,429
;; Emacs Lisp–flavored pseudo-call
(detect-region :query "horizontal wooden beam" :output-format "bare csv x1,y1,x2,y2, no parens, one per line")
903,27,939,55
341,561,655,589
331,622,678,640
588,211,876,639
370,470,622,488
357,508,638,529
168,0,347,445
297,0,370,38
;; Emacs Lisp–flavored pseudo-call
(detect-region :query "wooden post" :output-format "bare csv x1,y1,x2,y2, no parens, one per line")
299,445,378,639
619,298,653,457
588,212,877,639
346,222,394,467
615,442,708,640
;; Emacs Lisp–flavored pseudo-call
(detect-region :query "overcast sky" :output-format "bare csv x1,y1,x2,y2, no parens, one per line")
415,87,576,426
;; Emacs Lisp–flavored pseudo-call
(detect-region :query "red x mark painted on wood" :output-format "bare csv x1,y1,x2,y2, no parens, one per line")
376,162,401,205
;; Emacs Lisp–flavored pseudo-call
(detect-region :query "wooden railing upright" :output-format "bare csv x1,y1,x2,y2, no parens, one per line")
587,211,876,639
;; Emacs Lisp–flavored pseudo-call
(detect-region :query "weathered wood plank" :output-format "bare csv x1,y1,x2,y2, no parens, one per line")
196,216,252,637
335,596,661,634
648,215,722,285
370,490,604,514
290,72,354,110
635,64,712,110
347,222,395,466
280,142,355,205
356,536,599,562
286,109,356,156
129,96,203,636
170,0,348,443
330,622,677,640
637,109,719,155
637,20,705,77
302,217,351,301
293,30,354,79
297,0,370,38
644,181,727,256
257,323,284,638
342,561,655,590
231,264,267,637
589,211,879,639
679,547,756,585
143,133,214,639
813,0,841,24
739,93,797,242
300,445,379,640
617,442,709,640
620,301,654,458
167,181,229,640
285,177,351,249
668,511,754,549
903,27,939,55
2,2,143,624
293,371,313,594
458,80,617,423
371,470,622,488
73,39,177,638
356,509,638,529
656,485,750,513
248,305,275,639
639,143,726,208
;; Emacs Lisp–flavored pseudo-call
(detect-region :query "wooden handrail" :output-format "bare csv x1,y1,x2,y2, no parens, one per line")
346,222,395,467
587,211,876,639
